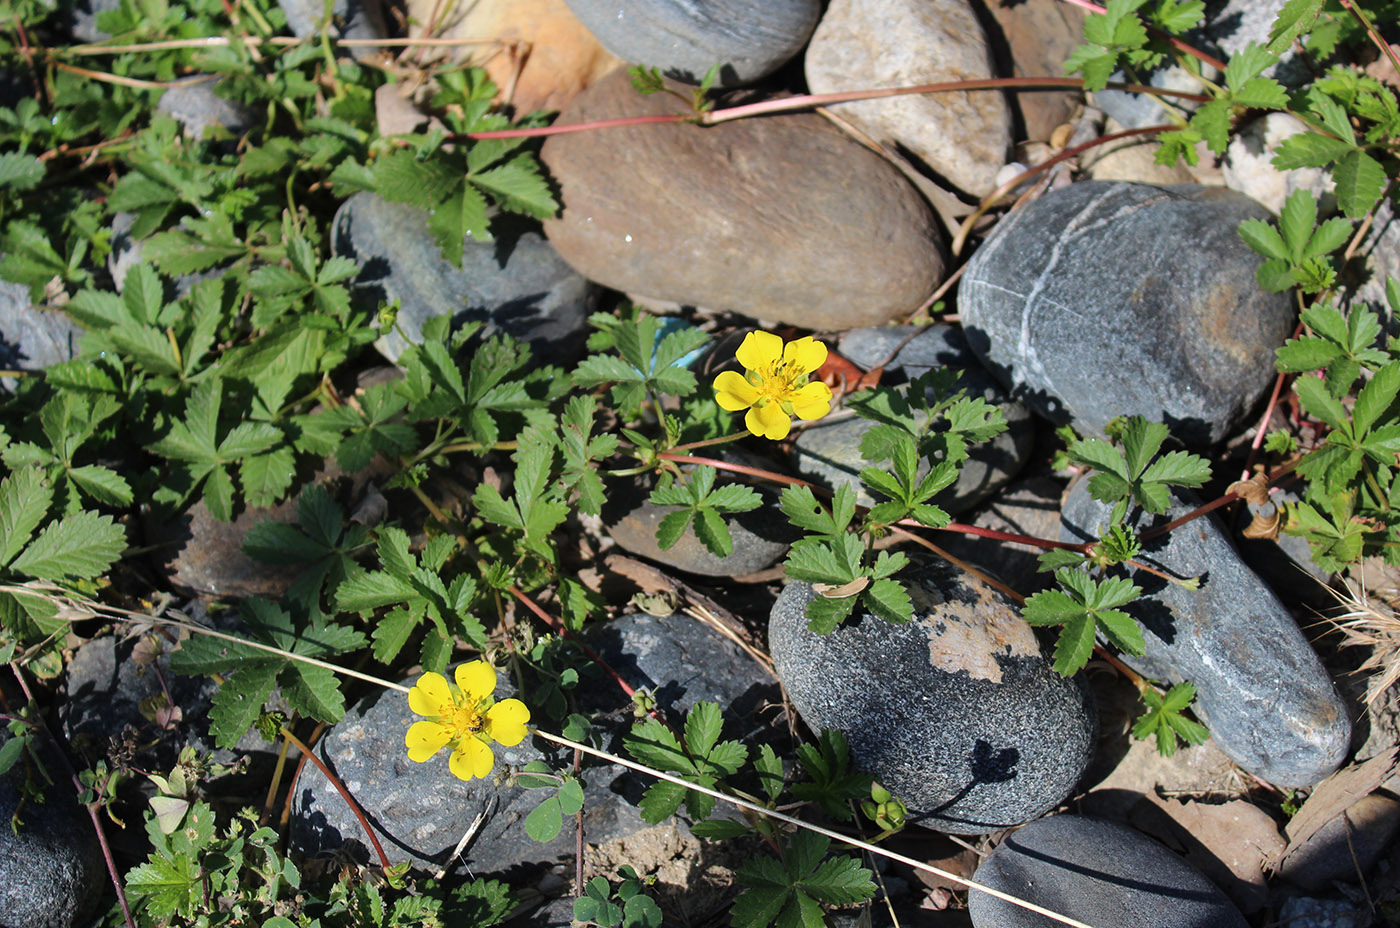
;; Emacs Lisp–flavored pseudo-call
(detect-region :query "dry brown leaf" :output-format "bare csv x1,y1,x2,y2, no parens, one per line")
1278,748,1400,868
1145,795,1284,913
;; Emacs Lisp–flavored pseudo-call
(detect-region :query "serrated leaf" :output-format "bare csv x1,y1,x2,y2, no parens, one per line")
804,594,857,635
1267,0,1324,53
684,701,724,759
637,780,688,825
1276,336,1342,371
864,577,912,624
1333,150,1388,220
470,158,558,218
0,153,44,190
1238,218,1289,260
10,510,125,580
208,661,280,749
1051,614,1098,675
0,468,53,567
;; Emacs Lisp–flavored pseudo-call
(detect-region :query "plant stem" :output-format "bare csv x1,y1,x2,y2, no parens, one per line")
7,663,134,928
278,725,393,872
668,430,751,454
507,586,638,700
655,452,817,489
529,728,1097,928
1053,0,1229,71
1336,0,1400,80
459,77,1209,141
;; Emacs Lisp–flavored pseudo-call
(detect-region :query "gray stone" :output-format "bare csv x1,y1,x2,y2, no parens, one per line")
1279,793,1400,891
145,497,304,600
563,0,820,86
157,78,254,138
0,280,84,381
794,325,1034,515
604,476,795,578
960,182,1296,447
1346,197,1398,316
332,192,594,365
69,0,121,42
277,0,387,60
938,476,1065,595
0,736,106,928
583,612,781,746
804,0,1012,197
291,668,644,873
968,814,1249,928
769,559,1096,834
541,70,945,331
1060,479,1350,787
1223,113,1334,216
1276,897,1366,928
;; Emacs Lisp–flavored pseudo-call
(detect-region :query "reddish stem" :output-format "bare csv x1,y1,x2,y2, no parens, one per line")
278,726,392,872
929,520,1087,552
8,663,134,928
507,586,637,699
656,453,819,490
1055,0,1229,72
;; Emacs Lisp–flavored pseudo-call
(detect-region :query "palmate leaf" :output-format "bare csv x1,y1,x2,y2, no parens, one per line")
9,510,125,581
1023,568,1145,675
733,831,875,928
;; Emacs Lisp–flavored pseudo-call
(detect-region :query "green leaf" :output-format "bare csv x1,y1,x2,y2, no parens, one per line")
0,468,53,567
864,577,912,624
470,158,558,218
525,795,564,842
1267,0,1324,53
1238,218,1289,260
207,661,280,750
1333,150,1388,220
0,153,44,191
10,510,125,580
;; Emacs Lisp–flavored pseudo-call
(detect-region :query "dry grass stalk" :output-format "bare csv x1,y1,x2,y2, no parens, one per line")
1326,578,1400,705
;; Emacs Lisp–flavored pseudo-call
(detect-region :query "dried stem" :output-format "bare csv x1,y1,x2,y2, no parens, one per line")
278,725,392,871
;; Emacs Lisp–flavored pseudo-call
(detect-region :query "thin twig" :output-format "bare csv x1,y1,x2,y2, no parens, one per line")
59,35,505,54
51,61,214,89
529,728,1099,928
1336,0,1400,81
8,663,135,928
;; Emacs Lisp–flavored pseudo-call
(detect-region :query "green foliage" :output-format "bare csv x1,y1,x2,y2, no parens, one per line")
624,701,748,824
1023,568,1145,676
574,308,710,418
1238,190,1353,293
574,867,664,928
790,730,871,822
1067,415,1211,522
516,762,587,842
649,466,763,557
168,598,365,748
1132,681,1211,755
731,830,876,928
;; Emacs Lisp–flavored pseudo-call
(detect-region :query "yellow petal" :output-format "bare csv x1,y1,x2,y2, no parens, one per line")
454,660,496,702
713,370,759,411
735,331,783,373
747,402,792,441
448,737,496,781
485,699,531,747
408,672,453,718
782,337,828,376
405,720,453,762
789,381,833,421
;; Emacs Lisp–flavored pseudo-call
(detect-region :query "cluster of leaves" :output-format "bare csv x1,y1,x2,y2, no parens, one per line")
124,766,513,927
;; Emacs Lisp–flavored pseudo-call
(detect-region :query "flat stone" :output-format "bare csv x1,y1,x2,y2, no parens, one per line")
795,325,1035,516
332,192,595,364
968,814,1249,928
0,280,84,382
145,496,304,600
157,78,254,138
769,558,1096,834
805,0,1012,196
982,0,1086,142
1060,479,1350,787
563,0,820,86
0,754,106,928
1277,897,1367,928
1279,792,1400,891
604,476,796,578
960,181,1296,447
291,667,645,873
69,0,121,42
406,0,622,114
277,0,386,60
541,70,945,331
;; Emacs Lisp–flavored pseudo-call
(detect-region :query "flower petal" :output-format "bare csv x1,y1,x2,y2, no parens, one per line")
713,371,759,411
454,660,496,702
485,698,531,747
408,672,453,718
405,720,453,762
448,736,496,781
782,337,828,376
789,381,833,421
747,402,792,441
735,331,783,373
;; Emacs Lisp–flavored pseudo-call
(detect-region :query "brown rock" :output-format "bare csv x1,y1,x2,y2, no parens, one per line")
1279,792,1400,891
981,0,1087,142
541,70,946,330
407,0,622,114
147,496,304,600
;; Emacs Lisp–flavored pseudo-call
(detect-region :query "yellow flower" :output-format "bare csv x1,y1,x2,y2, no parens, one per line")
713,332,833,440
404,661,530,781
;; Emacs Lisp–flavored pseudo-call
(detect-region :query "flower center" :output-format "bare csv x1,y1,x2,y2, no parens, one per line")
752,361,806,405
446,701,485,738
